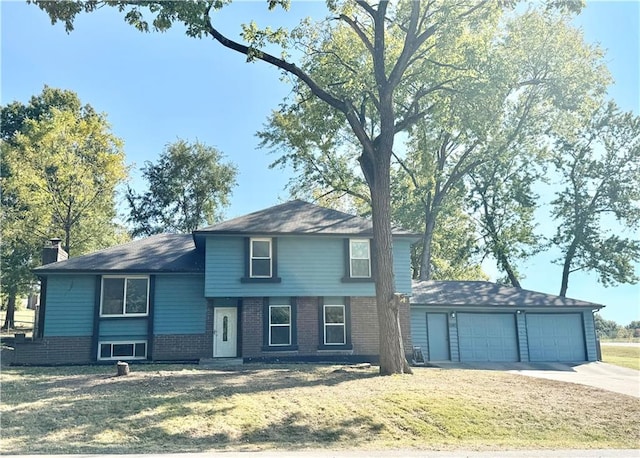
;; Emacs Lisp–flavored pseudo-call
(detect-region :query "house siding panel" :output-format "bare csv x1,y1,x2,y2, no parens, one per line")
205,236,412,297
516,312,529,362
154,275,207,334
44,275,95,337
392,239,412,294
99,319,148,338
583,311,597,361
410,308,428,357
448,314,460,362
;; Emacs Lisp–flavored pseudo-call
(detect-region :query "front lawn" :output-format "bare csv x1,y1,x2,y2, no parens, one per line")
1,364,639,454
602,345,640,370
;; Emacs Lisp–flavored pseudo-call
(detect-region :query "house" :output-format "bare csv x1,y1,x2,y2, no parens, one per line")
410,281,602,363
13,200,415,365
11,200,603,366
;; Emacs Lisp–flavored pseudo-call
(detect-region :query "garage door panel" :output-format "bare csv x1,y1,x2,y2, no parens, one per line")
457,313,518,362
527,313,586,362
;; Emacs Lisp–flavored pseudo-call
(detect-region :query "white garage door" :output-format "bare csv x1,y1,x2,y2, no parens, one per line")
527,313,586,362
457,313,519,362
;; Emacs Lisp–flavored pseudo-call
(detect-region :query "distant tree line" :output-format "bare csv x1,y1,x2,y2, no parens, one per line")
595,315,640,340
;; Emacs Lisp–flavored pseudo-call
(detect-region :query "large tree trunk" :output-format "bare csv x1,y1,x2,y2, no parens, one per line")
369,154,412,375
419,204,437,281
497,252,522,288
1,293,16,331
559,239,579,297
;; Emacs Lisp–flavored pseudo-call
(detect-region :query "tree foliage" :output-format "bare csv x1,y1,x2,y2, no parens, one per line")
551,102,640,297
126,139,237,236
1,87,128,328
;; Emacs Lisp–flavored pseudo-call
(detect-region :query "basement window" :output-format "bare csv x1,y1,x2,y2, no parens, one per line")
98,341,147,360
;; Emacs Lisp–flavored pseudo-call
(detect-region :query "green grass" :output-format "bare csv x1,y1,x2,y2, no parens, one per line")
602,345,640,370
1,364,639,454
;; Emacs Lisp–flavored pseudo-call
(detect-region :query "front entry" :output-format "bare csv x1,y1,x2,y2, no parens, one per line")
213,307,237,357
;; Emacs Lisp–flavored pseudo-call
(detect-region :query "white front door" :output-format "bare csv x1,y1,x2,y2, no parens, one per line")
213,307,237,357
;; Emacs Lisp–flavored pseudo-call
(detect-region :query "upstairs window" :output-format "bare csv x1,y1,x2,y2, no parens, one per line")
101,276,149,317
349,239,371,278
250,238,272,278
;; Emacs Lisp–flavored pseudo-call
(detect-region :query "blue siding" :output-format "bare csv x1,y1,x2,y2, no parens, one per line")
205,236,412,297
392,239,412,294
516,312,529,362
44,275,95,337
410,308,428,355
448,314,460,362
99,319,148,339
154,275,207,334
583,311,597,361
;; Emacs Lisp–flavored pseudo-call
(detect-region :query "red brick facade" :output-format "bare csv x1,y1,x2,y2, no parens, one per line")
241,296,412,361
10,296,412,365
12,337,94,365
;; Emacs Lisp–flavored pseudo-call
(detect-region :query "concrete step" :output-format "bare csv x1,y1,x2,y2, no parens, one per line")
199,357,244,368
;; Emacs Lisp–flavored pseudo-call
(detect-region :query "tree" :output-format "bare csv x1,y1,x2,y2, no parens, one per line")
1,89,128,329
31,0,583,374
262,7,609,282
594,313,620,339
551,102,640,297
126,139,237,236
626,321,640,338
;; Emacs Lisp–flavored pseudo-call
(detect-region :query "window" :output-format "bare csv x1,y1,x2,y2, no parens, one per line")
349,239,371,278
269,304,291,346
98,341,147,360
250,238,272,278
318,298,351,350
324,305,346,345
101,276,149,316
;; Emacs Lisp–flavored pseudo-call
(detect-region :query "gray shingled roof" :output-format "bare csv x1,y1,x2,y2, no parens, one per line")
411,281,604,309
34,234,204,273
194,200,417,237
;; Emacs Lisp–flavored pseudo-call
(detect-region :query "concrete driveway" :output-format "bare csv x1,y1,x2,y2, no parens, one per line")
429,361,640,398
509,362,640,398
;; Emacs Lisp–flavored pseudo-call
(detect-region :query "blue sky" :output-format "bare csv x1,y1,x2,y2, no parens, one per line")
2,1,638,324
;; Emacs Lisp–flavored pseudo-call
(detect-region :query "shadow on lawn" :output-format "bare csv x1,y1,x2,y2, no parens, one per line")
1,364,383,453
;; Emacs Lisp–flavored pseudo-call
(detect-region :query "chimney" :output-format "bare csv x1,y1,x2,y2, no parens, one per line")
42,238,69,265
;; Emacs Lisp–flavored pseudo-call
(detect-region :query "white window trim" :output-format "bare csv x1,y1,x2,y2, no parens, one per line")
98,340,147,361
269,304,291,346
250,238,273,278
100,275,150,317
349,238,371,278
323,304,346,345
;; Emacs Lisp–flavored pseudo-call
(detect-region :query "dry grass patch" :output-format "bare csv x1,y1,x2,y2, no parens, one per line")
1,364,639,454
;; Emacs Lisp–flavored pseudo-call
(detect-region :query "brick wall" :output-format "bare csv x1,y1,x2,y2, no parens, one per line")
296,297,320,355
241,297,263,358
350,296,412,357
241,296,412,361
153,304,214,361
12,337,94,365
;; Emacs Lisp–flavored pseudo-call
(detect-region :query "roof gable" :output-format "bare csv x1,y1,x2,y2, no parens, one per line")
410,280,604,309
194,200,416,237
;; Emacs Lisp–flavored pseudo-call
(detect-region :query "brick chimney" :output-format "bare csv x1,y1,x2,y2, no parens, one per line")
42,238,68,265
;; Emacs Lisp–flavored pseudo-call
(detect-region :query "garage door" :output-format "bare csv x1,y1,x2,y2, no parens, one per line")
526,313,586,362
457,313,519,362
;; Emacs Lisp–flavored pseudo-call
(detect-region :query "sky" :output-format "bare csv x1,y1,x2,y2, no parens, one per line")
1,1,639,324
